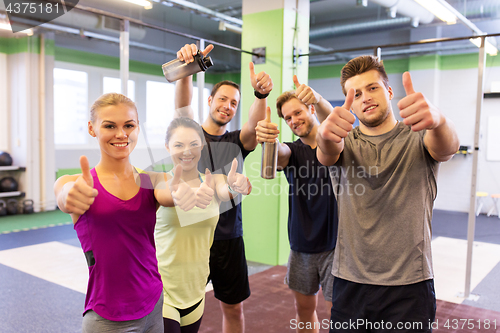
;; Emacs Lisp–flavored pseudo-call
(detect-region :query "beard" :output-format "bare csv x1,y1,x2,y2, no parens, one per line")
210,110,231,127
359,106,390,128
294,120,314,138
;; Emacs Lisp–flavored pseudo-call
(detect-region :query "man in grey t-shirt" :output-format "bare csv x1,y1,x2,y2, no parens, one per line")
317,55,459,332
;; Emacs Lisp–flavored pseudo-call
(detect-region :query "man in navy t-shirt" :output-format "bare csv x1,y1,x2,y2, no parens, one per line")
255,76,338,332
174,43,273,333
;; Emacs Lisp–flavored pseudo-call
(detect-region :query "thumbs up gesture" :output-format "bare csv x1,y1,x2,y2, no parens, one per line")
195,169,215,209
398,71,443,132
249,62,273,96
318,88,356,144
255,106,279,144
227,159,252,196
62,155,98,215
293,75,321,105
170,165,196,211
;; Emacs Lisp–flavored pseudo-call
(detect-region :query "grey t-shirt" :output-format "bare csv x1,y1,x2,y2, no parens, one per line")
329,121,439,286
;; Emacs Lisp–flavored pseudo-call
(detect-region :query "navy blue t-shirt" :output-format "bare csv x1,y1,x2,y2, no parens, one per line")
282,139,338,253
198,129,253,240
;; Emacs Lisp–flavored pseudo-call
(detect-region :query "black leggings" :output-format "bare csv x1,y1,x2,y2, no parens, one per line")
163,317,202,333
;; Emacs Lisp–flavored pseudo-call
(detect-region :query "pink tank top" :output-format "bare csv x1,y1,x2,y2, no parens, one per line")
75,168,162,321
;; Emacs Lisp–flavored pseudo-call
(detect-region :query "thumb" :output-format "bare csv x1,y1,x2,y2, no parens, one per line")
204,169,213,189
402,71,415,96
228,158,238,182
343,88,355,111
170,164,183,190
265,106,272,123
80,155,93,187
249,62,256,80
201,44,214,57
293,75,300,89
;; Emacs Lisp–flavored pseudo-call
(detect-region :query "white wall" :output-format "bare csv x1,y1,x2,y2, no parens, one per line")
0,52,8,151
309,64,500,214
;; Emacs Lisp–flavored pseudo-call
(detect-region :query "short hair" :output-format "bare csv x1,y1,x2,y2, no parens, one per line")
165,117,205,145
340,55,389,95
210,80,240,98
276,91,303,118
90,93,137,123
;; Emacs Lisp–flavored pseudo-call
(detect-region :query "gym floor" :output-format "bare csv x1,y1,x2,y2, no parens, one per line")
0,209,499,333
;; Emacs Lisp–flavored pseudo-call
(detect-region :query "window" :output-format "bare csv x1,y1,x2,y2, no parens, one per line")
53,68,88,145
145,80,175,145
103,76,135,101
191,86,210,124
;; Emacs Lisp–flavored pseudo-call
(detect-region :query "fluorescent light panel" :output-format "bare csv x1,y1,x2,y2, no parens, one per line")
122,0,153,9
414,0,457,24
469,37,498,56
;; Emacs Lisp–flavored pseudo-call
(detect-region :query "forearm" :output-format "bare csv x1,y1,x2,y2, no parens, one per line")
276,142,291,170
315,96,334,123
316,133,343,166
424,117,460,162
241,97,267,150
174,76,194,118
215,177,232,202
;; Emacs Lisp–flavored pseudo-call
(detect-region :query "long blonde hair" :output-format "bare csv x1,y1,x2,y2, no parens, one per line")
89,93,137,123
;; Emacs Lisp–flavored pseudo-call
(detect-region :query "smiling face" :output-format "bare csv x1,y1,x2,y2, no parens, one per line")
88,103,139,161
207,84,240,127
281,98,316,138
345,69,395,132
166,126,203,173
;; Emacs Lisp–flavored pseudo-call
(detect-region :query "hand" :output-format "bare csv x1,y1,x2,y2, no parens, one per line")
249,62,273,95
177,43,214,63
255,106,279,144
195,169,215,209
293,75,321,105
170,165,196,211
62,156,98,215
318,88,356,143
227,159,252,195
398,72,444,132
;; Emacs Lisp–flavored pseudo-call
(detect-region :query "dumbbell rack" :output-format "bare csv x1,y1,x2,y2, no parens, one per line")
0,166,26,198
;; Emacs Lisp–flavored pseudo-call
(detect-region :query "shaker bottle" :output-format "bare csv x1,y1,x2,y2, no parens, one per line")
260,110,278,179
162,50,214,83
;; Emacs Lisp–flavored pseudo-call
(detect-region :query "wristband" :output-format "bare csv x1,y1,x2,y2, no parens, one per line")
227,184,239,196
254,90,269,99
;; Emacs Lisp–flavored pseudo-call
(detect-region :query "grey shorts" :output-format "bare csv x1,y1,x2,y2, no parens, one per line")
82,293,164,333
285,249,335,302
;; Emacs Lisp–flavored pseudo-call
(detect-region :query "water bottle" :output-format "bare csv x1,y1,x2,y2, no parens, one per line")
261,138,278,179
162,50,214,83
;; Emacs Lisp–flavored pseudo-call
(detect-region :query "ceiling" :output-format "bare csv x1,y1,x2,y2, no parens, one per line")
2,0,500,71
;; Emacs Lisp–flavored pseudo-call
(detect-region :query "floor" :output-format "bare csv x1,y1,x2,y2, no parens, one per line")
0,209,499,332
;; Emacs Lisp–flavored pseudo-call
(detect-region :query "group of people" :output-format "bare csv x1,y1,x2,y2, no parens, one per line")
54,42,459,333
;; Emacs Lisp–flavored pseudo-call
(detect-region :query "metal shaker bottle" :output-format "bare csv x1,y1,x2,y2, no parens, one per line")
162,50,214,83
261,138,278,179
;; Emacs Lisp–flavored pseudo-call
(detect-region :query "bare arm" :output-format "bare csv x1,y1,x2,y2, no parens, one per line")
316,89,356,166
173,44,214,119
398,72,459,162
293,75,333,123
240,62,274,151
53,156,98,223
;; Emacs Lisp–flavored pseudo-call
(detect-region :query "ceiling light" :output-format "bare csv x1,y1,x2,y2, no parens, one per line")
414,0,457,24
122,0,153,10
469,37,498,56
218,21,242,34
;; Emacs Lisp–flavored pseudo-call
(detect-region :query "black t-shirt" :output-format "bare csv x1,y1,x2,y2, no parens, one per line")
198,129,253,240
282,139,338,253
